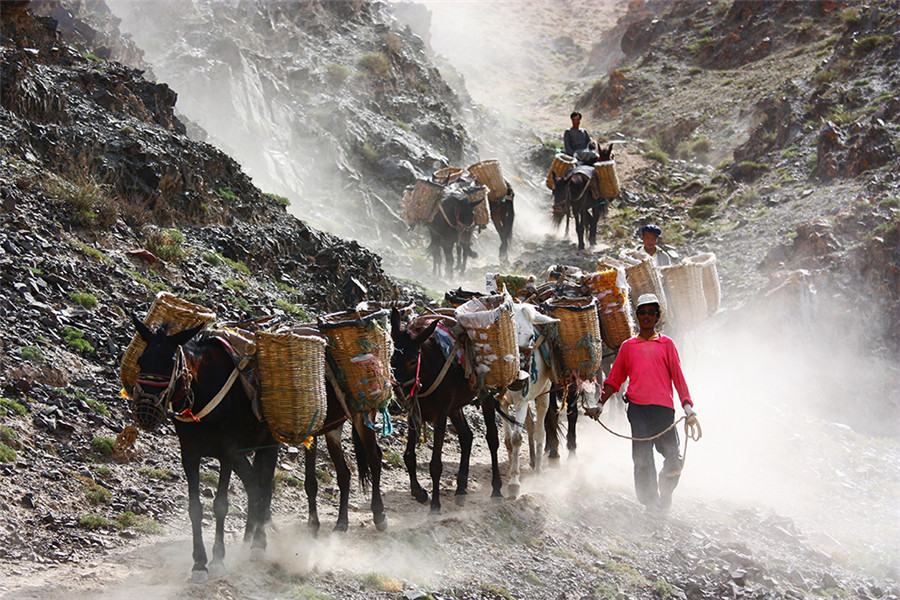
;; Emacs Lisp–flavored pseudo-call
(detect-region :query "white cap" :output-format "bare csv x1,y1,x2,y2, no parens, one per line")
636,293,660,308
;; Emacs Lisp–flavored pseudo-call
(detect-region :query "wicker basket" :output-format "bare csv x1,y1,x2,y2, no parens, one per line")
659,263,706,331
546,153,576,189
120,291,216,392
455,294,518,389
683,252,720,315
256,332,327,445
403,179,445,225
432,166,466,185
583,269,634,350
592,160,620,199
467,159,506,202
485,273,536,300
539,296,602,381
606,256,669,326
318,308,394,413
466,184,491,227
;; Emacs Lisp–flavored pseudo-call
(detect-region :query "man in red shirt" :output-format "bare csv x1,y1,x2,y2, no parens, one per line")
587,293,698,510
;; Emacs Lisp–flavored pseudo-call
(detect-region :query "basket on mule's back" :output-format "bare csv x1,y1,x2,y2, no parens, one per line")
539,296,602,382
583,268,634,350
318,308,394,413
467,159,506,202
403,179,445,225
683,252,720,316
659,263,706,331
455,293,518,390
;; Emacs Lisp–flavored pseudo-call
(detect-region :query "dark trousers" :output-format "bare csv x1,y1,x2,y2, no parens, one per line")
626,403,682,508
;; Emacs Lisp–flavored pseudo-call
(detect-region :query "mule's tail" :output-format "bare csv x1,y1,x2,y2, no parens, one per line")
351,424,371,493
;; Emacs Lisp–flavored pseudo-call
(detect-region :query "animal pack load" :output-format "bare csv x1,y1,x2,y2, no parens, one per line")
467,159,506,202
455,293,518,389
540,296,602,382
403,179,445,225
683,252,720,315
659,263,707,331
583,268,635,350
546,153,576,189
432,166,466,185
318,308,394,413
592,160,620,199
443,287,484,308
604,254,669,326
120,291,216,393
485,272,536,301
466,184,491,227
256,331,327,445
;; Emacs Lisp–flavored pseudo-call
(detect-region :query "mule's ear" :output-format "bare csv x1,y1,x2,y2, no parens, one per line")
171,323,204,346
607,143,614,158
412,318,439,346
131,313,154,341
391,307,402,338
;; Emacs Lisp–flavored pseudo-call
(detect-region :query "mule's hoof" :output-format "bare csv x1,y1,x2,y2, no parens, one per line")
190,569,209,584
548,457,561,468
454,494,467,507
507,484,520,500
332,521,348,534
428,510,442,521
208,561,225,579
249,547,265,563
413,490,429,505
374,515,388,532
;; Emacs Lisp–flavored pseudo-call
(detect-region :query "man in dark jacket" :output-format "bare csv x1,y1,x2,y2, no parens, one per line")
563,112,592,159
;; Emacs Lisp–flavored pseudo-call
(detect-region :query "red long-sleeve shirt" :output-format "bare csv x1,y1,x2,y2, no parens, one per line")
603,334,692,409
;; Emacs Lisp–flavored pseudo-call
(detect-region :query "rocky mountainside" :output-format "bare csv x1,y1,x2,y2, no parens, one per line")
1,1,899,599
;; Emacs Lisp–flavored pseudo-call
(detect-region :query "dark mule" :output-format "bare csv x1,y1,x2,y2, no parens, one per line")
428,188,479,277
545,384,580,462
390,310,503,513
551,144,614,250
490,180,515,264
130,318,277,583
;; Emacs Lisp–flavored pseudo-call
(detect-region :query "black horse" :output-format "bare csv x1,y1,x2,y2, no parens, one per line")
130,318,278,583
551,168,602,251
390,309,503,513
490,180,515,264
428,188,480,277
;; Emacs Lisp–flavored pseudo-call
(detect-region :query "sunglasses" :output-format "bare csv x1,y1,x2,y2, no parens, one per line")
636,308,659,317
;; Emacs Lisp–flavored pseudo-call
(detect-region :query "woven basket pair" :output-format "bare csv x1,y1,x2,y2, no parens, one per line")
660,263,707,331
433,166,466,185
683,252,720,315
546,153,576,189
403,179,445,225
318,308,394,414
256,331,327,445
583,269,634,350
467,159,506,202
539,296,602,382
592,160,620,199
455,294,518,390
120,292,216,393
603,255,669,327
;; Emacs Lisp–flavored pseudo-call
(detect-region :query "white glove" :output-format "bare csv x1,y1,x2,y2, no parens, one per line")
683,403,696,419
585,402,604,421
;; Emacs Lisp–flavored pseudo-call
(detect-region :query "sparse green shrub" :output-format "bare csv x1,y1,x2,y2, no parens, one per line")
289,584,332,600
200,470,219,485
91,436,115,455
851,34,890,57
677,137,712,160
358,573,402,592
358,51,390,77
361,140,379,163
264,192,290,206
0,397,28,415
0,426,18,446
202,251,224,266
275,300,309,320
68,291,98,309
224,278,247,292
284,475,302,488
145,229,185,263
139,466,175,480
645,149,669,164
78,514,113,529
20,345,44,361
325,62,350,85
383,449,403,468
736,160,769,179
838,7,859,25
217,187,238,201
62,327,95,355
0,443,16,463
84,482,112,505
223,257,251,275
316,468,333,484
86,399,110,418
94,464,112,477
71,241,109,262
733,183,760,207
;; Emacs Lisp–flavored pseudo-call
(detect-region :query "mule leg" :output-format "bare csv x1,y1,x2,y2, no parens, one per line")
588,207,599,247
525,405,536,470
443,243,454,278
182,452,209,582
353,416,387,531
546,390,561,465
404,418,428,504
481,395,504,500
304,439,321,536
324,427,351,533
449,408,473,506
575,211,586,250
566,385,579,457
504,395,527,499
429,412,450,514
534,391,550,473
209,461,232,578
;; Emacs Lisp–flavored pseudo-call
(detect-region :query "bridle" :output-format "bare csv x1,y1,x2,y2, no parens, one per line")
132,345,194,429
